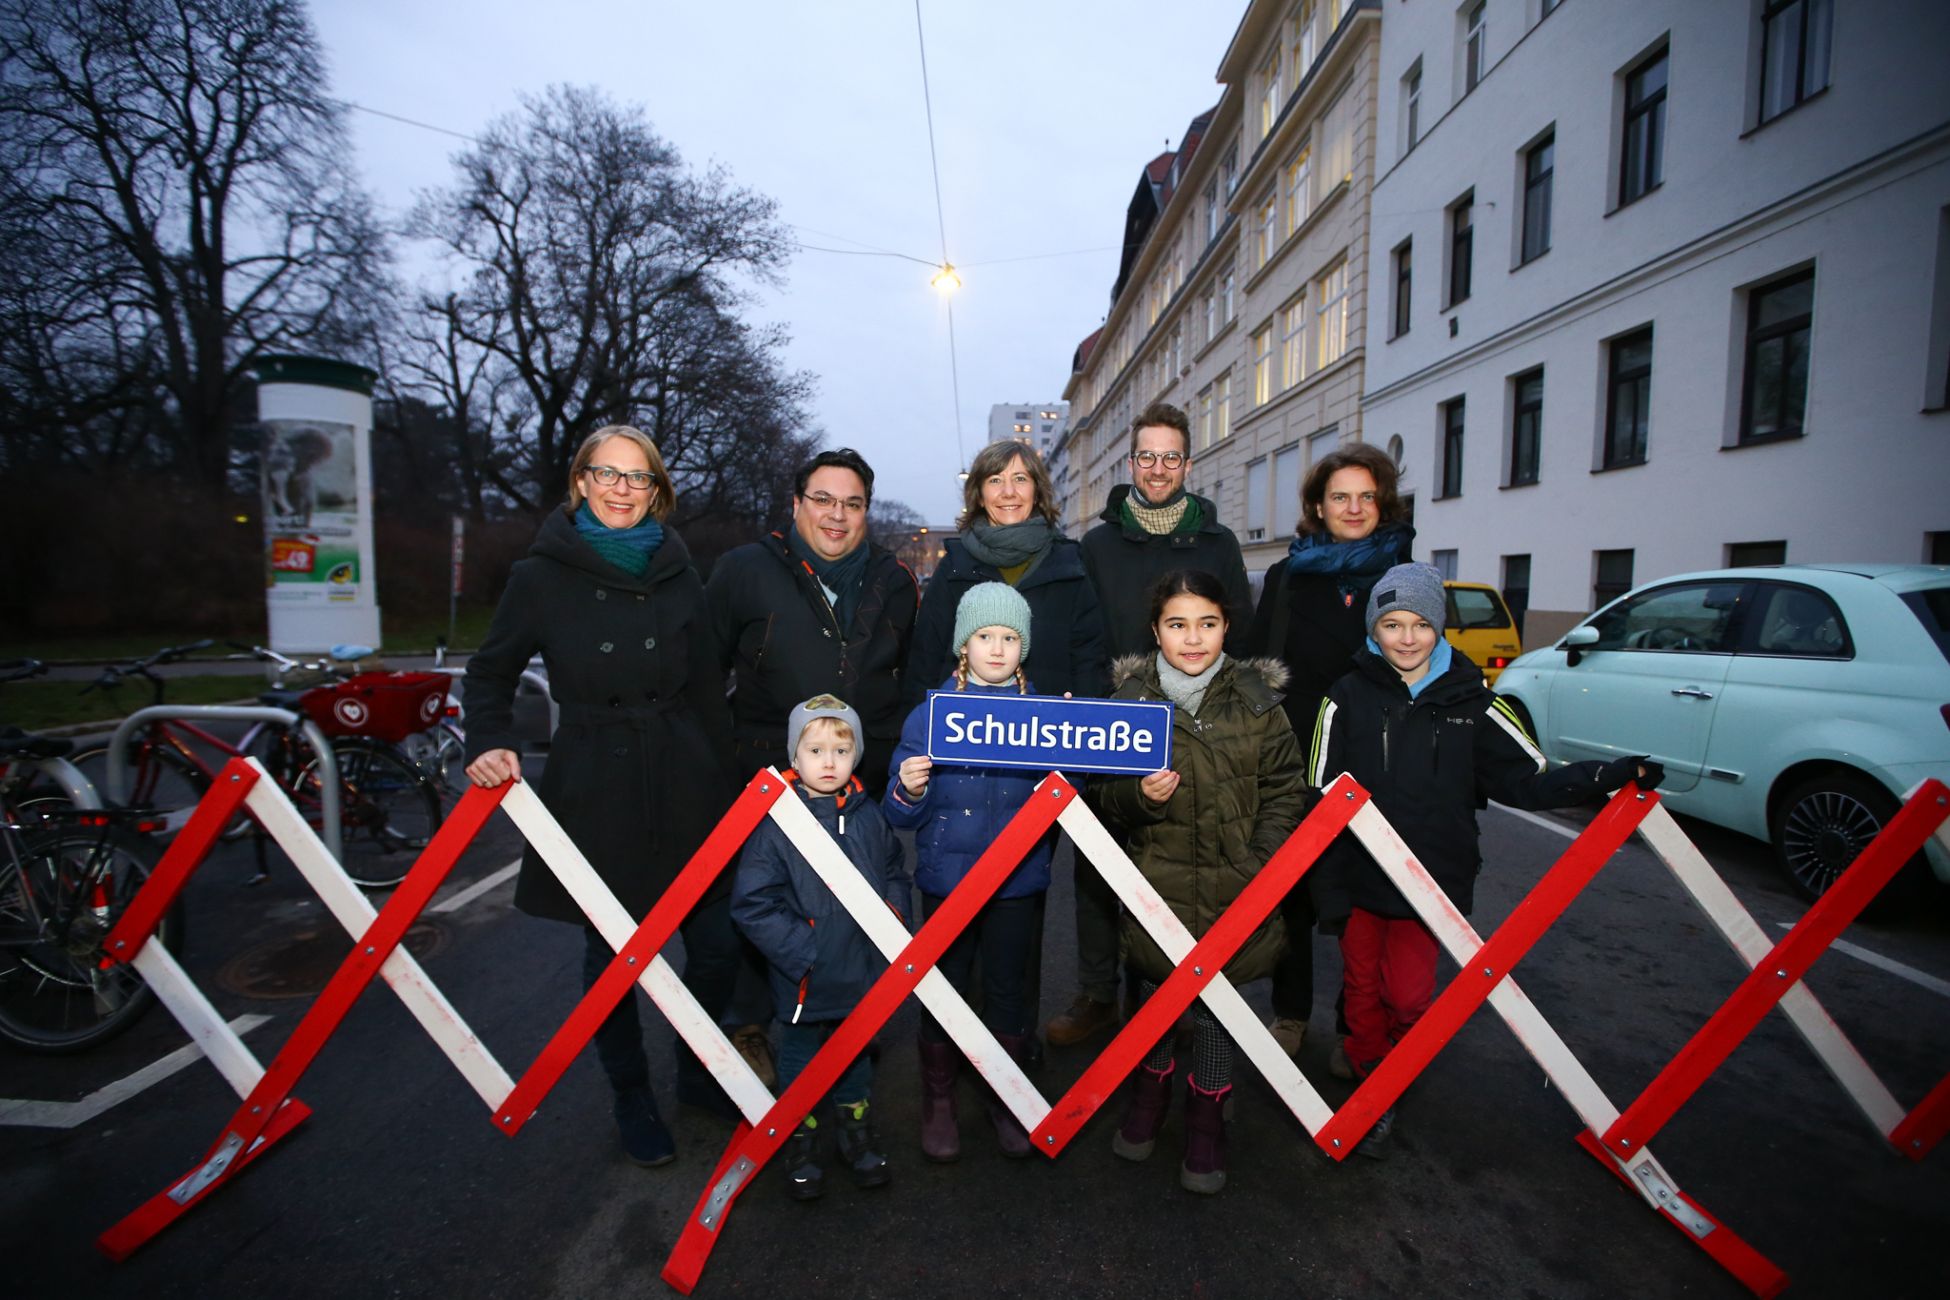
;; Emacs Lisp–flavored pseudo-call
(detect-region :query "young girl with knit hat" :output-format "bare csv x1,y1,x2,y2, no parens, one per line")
882,582,1059,1162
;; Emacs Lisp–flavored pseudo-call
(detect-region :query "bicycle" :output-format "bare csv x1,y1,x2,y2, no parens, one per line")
75,642,445,890
0,706,181,1052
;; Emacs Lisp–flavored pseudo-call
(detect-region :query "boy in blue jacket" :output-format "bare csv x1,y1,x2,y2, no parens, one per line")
732,695,912,1199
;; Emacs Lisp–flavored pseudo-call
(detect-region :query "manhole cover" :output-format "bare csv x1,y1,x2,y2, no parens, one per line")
217,921,448,1000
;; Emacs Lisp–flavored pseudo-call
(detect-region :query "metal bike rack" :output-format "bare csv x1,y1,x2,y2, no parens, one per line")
104,706,340,862
30,754,103,810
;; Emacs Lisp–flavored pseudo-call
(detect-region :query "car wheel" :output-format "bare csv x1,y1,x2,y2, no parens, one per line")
1770,772,1913,906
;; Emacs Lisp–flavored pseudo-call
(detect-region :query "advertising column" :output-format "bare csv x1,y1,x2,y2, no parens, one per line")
255,354,382,652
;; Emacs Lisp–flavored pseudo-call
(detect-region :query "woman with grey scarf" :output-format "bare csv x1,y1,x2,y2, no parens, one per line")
899,440,1108,711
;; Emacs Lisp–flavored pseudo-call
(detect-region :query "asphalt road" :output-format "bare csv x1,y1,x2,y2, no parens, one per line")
4,768,1947,1299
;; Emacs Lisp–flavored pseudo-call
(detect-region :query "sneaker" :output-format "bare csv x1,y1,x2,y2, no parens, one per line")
782,1122,824,1200
1328,1040,1354,1080
833,1100,891,1189
731,1024,777,1088
1354,1106,1395,1161
1045,994,1118,1047
1269,1016,1308,1058
613,1086,676,1167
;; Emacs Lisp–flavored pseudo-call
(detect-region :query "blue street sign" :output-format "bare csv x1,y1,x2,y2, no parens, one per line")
924,691,1174,777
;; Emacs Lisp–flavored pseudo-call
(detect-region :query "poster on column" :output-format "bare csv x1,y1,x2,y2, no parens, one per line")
262,419,361,604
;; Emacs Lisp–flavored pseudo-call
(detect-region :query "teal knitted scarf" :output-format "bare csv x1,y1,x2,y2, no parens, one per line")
574,502,664,577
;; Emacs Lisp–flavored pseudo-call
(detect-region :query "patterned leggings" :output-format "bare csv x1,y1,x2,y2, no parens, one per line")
1138,978,1234,1090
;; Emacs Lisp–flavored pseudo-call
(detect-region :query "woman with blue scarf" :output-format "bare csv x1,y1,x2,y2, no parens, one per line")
1246,441,1414,1071
465,425,739,1168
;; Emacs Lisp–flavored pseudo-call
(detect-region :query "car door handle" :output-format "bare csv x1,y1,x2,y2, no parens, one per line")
1670,687,1714,699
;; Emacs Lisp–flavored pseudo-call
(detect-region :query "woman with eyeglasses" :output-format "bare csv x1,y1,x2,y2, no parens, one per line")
464,424,740,1169
1245,440,1414,1075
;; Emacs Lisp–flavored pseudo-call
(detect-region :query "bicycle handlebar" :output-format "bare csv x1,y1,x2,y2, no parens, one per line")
0,659,48,685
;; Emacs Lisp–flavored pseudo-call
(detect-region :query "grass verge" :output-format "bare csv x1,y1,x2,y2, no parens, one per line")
2,676,261,731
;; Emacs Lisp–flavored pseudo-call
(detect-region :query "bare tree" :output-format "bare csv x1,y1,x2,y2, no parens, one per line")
406,84,809,517
0,0,387,485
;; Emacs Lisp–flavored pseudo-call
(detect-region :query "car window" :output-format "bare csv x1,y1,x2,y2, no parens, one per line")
1447,587,1511,630
1901,586,1950,664
1750,583,1851,657
1589,582,1746,652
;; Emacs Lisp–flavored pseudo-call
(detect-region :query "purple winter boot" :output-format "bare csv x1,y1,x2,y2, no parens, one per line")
917,1038,961,1163
1110,1059,1175,1161
1180,1074,1230,1194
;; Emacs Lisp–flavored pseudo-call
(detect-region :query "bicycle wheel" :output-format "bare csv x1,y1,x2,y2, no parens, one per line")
70,741,210,832
0,825,183,1052
395,723,467,799
298,740,442,889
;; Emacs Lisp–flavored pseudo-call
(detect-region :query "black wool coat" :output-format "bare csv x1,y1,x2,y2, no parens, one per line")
706,531,918,796
1079,484,1254,661
463,510,736,924
901,535,1109,710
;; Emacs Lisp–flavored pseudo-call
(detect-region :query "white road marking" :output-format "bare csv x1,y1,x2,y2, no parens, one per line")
0,1013,272,1129
429,858,521,914
1774,924,1950,1000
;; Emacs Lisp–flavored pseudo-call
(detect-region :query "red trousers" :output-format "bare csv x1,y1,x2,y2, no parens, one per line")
1339,907,1440,1074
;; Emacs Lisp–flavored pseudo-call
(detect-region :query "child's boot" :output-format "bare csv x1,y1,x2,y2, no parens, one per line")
1110,1059,1174,1161
1180,1075,1230,1194
612,1085,676,1167
917,1038,961,1162
781,1117,824,1200
833,1099,891,1189
986,1033,1034,1158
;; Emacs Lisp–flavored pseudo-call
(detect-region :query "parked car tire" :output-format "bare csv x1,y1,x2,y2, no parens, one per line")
1769,771,1920,910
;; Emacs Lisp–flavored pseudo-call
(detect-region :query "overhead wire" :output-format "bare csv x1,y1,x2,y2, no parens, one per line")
912,0,965,475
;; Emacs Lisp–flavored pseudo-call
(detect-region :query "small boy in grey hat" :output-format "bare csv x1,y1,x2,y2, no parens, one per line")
1307,562,1660,1158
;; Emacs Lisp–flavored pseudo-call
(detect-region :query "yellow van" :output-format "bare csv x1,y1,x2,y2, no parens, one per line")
1443,581,1522,685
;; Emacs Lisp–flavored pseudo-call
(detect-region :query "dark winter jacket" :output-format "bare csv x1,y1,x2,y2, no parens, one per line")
1307,647,1623,922
1248,524,1416,740
706,531,919,796
902,536,1109,709
882,675,1061,901
1090,654,1309,984
1079,485,1254,661
464,509,736,924
731,778,911,1024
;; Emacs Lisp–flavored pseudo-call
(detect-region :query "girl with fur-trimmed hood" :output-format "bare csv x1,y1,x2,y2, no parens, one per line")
1089,567,1310,1194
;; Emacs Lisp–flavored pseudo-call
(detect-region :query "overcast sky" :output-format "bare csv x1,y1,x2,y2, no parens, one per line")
310,1,1240,522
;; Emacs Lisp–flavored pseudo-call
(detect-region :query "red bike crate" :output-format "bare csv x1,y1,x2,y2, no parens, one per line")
299,672,449,744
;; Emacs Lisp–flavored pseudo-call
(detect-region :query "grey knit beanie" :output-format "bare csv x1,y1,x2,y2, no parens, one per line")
951,581,1033,660
786,694,864,763
1366,562,1448,636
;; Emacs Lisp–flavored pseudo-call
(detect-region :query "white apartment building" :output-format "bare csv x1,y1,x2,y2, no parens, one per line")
1362,0,1950,642
986,401,1069,462
1060,1,1382,579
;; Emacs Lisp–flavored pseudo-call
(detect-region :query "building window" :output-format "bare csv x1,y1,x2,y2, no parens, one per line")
1593,549,1635,610
1502,554,1531,633
1221,270,1236,323
1521,132,1554,264
1204,288,1219,346
1284,148,1312,237
1254,191,1278,270
1510,367,1543,486
1604,327,1653,468
1760,0,1832,124
1252,325,1273,405
1204,180,1221,245
1246,457,1269,540
1215,371,1232,442
1281,296,1308,391
1318,85,1355,197
1168,325,1183,382
1431,548,1459,581
1198,384,1215,449
1222,145,1239,198
1464,2,1487,94
1315,258,1349,369
1728,540,1787,567
1439,398,1465,498
1273,444,1303,537
1293,1,1317,75
1391,240,1413,338
1620,46,1668,207
1403,62,1423,152
1447,191,1474,307
1740,268,1814,443
1260,53,1282,140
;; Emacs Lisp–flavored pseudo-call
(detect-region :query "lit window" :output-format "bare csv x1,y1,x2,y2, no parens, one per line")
1284,149,1312,236
1315,258,1348,369
1252,325,1274,405
1281,297,1308,391
1260,52,1282,140
1255,191,1278,270
1293,2,1317,75
1214,371,1232,441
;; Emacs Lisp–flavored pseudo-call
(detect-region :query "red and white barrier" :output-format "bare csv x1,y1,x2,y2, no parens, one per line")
88,754,1949,1297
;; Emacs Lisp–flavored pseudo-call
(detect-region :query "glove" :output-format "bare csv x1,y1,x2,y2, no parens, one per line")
1596,755,1664,793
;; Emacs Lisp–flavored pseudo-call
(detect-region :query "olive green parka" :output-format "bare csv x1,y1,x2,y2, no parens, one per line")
1089,653,1311,984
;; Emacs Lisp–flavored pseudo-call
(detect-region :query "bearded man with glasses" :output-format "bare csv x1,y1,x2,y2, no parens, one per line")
706,447,919,800
1046,402,1254,1049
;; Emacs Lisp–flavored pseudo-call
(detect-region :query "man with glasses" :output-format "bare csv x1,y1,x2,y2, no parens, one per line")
706,447,919,800
1045,402,1254,1048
